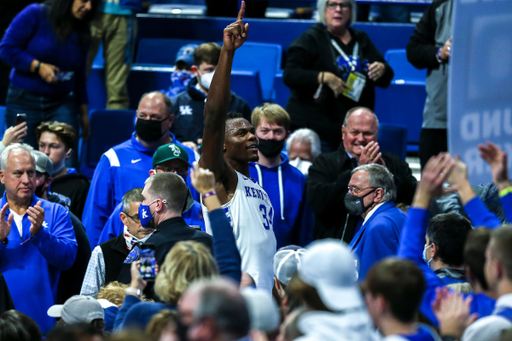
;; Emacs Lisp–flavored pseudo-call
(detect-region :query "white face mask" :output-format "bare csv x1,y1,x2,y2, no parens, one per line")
198,70,215,90
289,158,313,176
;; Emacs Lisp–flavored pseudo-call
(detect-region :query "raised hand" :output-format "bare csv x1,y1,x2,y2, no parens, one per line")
433,289,477,339
223,1,249,52
28,201,45,236
478,141,510,191
2,122,27,146
190,161,216,195
0,203,13,242
414,153,456,208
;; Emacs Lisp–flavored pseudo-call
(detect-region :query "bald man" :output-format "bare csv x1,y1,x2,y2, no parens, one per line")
306,106,417,243
82,91,197,248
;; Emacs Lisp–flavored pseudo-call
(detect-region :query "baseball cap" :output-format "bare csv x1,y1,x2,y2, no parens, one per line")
47,295,104,324
152,143,191,169
32,150,53,175
175,43,198,66
298,239,363,311
241,287,280,333
273,245,306,286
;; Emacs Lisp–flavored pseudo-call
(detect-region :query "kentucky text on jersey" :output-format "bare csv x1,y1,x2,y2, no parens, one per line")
244,186,271,203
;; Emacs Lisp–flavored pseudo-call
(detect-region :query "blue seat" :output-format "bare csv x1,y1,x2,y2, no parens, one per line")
273,72,290,109
0,106,6,139
230,42,282,102
79,109,136,179
87,66,108,110
385,49,427,85
378,123,408,160
127,67,174,108
231,70,264,110
135,38,205,66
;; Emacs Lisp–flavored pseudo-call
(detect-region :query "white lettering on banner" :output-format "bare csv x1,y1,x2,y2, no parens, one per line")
460,108,512,141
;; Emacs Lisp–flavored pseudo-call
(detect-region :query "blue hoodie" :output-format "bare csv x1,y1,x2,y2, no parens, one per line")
97,201,205,245
249,153,314,248
82,132,197,249
0,193,77,334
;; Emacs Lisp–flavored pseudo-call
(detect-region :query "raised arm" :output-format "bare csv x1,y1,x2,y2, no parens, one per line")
199,2,249,184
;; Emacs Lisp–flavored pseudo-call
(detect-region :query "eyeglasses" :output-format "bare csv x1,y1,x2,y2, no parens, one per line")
347,186,376,195
326,1,351,10
125,213,140,223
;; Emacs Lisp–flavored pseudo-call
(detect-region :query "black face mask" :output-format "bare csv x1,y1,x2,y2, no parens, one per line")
344,188,377,216
258,138,285,158
135,117,167,142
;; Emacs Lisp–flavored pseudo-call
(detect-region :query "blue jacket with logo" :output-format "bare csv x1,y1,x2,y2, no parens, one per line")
96,200,205,245
249,153,314,248
349,201,406,280
0,193,77,334
82,132,197,249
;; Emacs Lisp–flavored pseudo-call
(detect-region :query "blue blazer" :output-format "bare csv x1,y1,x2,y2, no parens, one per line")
349,201,406,280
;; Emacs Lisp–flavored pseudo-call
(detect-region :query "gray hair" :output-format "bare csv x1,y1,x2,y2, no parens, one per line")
191,278,250,340
317,0,357,27
122,187,144,214
0,143,34,170
351,164,396,202
286,128,322,159
343,106,379,127
144,173,188,214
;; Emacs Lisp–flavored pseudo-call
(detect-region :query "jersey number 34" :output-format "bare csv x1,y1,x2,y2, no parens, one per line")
259,204,274,230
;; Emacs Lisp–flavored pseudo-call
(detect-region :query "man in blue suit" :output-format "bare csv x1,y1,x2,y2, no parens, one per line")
347,163,406,280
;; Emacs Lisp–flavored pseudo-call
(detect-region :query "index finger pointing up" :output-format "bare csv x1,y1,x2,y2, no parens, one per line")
237,1,246,21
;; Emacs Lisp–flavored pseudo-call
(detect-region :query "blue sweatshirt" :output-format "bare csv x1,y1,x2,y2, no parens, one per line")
0,193,78,334
96,201,205,245
114,207,241,331
0,4,88,104
249,153,314,248
398,208,496,326
82,132,197,249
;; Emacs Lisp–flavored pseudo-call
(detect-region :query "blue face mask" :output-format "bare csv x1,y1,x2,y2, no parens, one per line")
423,244,433,265
138,198,167,228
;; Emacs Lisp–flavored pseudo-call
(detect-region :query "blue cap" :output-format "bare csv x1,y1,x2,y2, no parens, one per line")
175,44,198,66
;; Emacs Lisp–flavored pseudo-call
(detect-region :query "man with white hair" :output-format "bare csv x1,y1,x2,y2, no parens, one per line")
286,128,321,176
346,164,406,280
0,143,77,334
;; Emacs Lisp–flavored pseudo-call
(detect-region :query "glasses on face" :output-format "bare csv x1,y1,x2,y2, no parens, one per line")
125,213,140,223
326,1,351,10
347,186,376,195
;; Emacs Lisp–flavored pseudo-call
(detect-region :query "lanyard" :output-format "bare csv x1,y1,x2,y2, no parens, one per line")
331,39,359,72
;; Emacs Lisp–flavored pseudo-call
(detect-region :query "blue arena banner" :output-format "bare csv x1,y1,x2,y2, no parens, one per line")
449,0,512,184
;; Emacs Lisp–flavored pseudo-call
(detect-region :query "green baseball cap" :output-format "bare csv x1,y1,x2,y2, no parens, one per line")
152,143,191,169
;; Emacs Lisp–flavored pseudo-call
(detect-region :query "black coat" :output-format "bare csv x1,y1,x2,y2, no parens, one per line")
306,144,417,243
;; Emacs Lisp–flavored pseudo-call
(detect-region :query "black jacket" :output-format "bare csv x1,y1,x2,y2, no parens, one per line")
100,233,130,285
50,172,90,219
117,217,213,299
171,77,252,143
284,23,394,146
306,144,417,242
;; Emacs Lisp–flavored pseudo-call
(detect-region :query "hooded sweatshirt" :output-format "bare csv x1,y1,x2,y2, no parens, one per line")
249,153,314,248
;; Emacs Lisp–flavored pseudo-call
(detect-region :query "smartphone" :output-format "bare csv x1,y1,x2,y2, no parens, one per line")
139,244,156,281
15,113,27,126
55,71,74,82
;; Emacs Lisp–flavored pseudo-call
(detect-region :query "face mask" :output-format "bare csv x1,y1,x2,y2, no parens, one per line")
198,70,214,90
138,198,166,228
258,138,285,158
344,189,377,216
423,244,433,265
135,117,167,143
289,158,313,176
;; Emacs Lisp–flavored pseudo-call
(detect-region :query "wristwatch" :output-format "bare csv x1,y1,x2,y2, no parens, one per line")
126,287,141,297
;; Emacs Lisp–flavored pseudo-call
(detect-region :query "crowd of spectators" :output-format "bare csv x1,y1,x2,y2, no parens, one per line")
0,1,511,341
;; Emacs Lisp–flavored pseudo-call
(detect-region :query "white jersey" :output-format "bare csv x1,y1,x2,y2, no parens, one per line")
203,171,277,292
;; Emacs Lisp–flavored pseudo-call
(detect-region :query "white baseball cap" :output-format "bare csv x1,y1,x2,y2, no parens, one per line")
298,239,363,311
273,245,306,286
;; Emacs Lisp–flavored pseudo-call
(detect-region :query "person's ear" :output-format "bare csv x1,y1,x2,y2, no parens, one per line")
149,169,156,176
0,170,4,184
65,149,73,159
168,113,175,129
191,65,199,77
119,212,128,226
274,277,281,291
374,188,383,202
341,125,346,139
431,243,439,260
223,143,226,153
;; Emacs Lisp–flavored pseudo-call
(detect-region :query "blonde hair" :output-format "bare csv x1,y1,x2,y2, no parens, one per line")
251,103,291,130
97,281,151,307
146,309,179,340
155,241,219,304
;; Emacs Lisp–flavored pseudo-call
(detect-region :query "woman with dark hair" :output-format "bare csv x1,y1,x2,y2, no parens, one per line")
0,0,98,148
0,310,43,341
